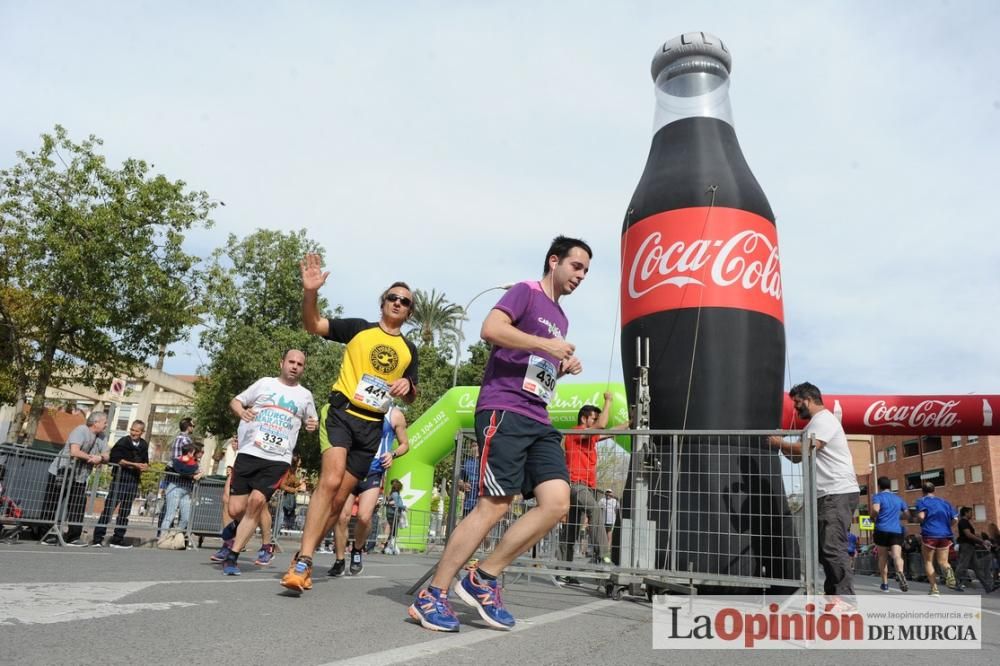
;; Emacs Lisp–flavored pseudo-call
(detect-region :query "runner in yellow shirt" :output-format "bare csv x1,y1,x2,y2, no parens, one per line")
281,253,418,593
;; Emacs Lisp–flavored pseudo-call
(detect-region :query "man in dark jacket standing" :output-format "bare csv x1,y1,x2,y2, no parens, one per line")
92,420,149,548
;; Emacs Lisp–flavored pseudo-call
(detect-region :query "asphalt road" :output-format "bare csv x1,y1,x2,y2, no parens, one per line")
1,542,998,665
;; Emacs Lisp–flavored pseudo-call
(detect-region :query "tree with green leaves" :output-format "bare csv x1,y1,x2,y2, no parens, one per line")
406,288,464,348
454,340,490,388
0,126,214,443
192,230,343,473
0,286,32,408
199,229,327,355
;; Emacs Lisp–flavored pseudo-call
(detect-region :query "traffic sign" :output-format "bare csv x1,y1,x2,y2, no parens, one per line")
109,377,127,400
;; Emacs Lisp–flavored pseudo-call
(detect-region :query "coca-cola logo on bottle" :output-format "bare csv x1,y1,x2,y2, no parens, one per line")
862,399,961,429
621,207,783,325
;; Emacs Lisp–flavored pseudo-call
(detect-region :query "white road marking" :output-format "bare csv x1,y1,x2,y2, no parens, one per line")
0,574,386,626
3,549,109,556
0,582,194,626
323,598,618,666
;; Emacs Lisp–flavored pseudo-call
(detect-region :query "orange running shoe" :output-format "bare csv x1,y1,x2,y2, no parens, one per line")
281,556,313,592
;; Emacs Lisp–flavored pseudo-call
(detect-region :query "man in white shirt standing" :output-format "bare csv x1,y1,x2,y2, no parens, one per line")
769,382,859,598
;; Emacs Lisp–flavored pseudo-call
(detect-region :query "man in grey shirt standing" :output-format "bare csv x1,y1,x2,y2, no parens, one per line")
40,412,109,545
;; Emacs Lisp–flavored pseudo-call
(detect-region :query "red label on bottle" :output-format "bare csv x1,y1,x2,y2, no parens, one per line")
621,207,783,325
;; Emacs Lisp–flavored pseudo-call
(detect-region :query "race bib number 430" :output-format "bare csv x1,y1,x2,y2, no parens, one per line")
354,373,391,412
522,355,556,404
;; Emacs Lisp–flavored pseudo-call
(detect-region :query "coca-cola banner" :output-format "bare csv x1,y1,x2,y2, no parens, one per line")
781,395,998,435
621,206,783,326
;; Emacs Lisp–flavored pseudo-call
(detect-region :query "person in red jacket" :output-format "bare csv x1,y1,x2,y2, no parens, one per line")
560,392,615,573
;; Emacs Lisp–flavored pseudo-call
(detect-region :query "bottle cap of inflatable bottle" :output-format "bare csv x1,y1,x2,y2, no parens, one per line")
651,31,732,82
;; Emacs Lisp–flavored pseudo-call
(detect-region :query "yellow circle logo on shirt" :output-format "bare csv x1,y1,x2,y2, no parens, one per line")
370,345,399,373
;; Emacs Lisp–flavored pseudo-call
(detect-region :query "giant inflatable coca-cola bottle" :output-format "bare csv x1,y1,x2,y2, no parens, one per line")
620,32,798,586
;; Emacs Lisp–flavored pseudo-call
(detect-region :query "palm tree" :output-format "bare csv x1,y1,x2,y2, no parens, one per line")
406,289,464,348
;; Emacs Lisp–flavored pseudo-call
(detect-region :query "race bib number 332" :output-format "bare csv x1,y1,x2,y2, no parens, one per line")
254,429,288,455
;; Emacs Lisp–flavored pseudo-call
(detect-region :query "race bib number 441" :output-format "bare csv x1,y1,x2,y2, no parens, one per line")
354,373,391,412
522,355,556,404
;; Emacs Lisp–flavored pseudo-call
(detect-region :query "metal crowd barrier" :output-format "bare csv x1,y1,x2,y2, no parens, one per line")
6,423,823,600
0,444,65,541
380,507,434,553
0,444,284,550
409,427,817,598
184,477,286,550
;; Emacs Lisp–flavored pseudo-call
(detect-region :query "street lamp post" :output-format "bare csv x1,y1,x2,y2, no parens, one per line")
451,284,514,387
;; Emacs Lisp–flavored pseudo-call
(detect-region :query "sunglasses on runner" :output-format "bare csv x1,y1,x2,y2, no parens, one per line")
384,293,412,307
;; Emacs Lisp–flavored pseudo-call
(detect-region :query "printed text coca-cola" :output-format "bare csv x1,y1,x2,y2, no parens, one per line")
863,400,961,429
621,207,783,324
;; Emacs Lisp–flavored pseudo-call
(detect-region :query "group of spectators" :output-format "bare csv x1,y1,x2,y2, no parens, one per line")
0,412,208,547
2,401,418,554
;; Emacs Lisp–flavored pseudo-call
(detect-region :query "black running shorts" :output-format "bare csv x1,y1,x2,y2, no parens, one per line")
323,402,382,480
229,453,290,501
873,530,905,548
474,409,569,500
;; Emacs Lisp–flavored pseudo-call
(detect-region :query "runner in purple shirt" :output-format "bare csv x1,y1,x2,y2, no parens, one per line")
410,235,592,633
475,280,570,423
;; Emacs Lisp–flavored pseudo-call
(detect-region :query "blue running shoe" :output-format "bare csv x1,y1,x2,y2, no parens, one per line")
455,570,515,630
223,561,241,576
210,539,234,562
408,587,460,632
254,543,275,566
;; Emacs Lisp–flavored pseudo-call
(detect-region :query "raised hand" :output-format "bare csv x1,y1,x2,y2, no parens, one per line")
300,253,330,291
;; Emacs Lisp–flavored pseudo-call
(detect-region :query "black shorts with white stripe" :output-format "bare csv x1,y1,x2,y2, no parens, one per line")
473,409,569,500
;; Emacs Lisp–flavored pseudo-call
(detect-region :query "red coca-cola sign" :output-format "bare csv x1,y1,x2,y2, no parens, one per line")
621,207,783,326
780,395,998,435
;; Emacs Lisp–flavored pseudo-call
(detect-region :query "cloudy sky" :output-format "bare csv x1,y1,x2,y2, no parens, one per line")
3,1,997,396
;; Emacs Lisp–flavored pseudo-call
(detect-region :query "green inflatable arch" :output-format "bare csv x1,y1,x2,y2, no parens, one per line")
386,382,628,551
